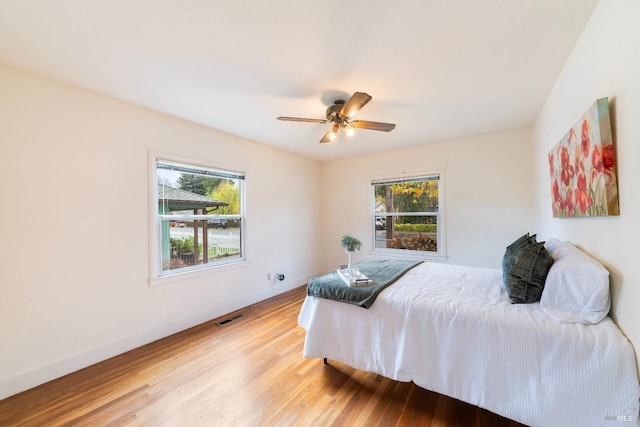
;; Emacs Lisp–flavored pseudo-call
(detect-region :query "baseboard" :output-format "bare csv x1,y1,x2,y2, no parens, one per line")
0,277,309,400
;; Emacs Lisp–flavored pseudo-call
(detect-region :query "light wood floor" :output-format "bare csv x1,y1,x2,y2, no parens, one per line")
0,286,525,426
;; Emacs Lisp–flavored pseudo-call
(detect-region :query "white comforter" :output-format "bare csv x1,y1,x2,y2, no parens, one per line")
298,262,640,427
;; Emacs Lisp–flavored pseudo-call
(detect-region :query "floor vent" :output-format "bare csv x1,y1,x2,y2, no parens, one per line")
215,313,246,326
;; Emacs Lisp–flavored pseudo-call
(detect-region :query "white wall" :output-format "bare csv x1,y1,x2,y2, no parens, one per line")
0,65,322,399
532,0,640,361
319,129,534,272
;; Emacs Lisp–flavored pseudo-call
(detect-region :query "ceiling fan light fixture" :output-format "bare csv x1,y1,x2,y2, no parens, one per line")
345,126,355,138
329,123,341,140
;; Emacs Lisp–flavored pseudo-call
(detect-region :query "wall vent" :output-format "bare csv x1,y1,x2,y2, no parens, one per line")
215,313,246,326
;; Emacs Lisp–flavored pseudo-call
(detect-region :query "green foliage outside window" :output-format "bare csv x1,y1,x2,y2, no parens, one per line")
374,181,438,216
170,236,202,256
210,181,240,215
177,175,228,196
394,223,437,233
176,173,240,216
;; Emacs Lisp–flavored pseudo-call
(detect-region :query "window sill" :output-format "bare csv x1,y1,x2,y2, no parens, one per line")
149,258,249,287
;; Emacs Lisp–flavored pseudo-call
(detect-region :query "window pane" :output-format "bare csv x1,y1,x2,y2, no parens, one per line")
157,162,241,217
373,180,439,213
373,175,441,255
156,159,244,275
160,219,243,273
374,216,438,252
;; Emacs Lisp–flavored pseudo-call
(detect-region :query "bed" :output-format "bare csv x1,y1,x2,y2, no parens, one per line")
298,240,640,427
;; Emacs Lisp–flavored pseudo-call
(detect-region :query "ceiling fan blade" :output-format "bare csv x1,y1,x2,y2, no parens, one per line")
319,130,334,143
277,116,328,124
339,92,372,119
351,120,396,132
319,123,341,143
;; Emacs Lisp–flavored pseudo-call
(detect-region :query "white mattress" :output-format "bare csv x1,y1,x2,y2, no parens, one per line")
298,262,640,427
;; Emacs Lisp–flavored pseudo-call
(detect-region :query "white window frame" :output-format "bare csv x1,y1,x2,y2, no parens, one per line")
370,171,447,261
148,151,247,286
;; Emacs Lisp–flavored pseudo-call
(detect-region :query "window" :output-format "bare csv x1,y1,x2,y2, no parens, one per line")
153,158,245,278
372,174,444,256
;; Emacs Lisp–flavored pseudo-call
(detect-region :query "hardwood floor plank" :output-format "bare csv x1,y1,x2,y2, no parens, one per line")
0,286,525,426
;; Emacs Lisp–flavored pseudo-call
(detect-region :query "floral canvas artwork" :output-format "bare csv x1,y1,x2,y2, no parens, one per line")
548,98,619,218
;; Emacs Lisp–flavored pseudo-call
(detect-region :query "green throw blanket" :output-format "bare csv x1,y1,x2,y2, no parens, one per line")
307,258,423,308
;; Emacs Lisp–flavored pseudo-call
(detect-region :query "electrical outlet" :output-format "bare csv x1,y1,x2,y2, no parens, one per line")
267,273,272,280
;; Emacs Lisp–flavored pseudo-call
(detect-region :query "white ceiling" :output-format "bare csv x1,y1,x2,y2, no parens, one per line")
0,1,599,161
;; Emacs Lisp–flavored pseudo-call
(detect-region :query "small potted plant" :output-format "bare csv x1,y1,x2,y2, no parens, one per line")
340,235,362,272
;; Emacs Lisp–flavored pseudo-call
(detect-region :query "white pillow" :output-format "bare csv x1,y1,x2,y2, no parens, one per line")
540,239,611,324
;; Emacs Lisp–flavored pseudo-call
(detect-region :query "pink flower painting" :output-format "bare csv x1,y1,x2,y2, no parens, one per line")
548,98,619,218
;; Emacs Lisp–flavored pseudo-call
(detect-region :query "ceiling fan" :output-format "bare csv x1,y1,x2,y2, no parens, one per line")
277,92,396,143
